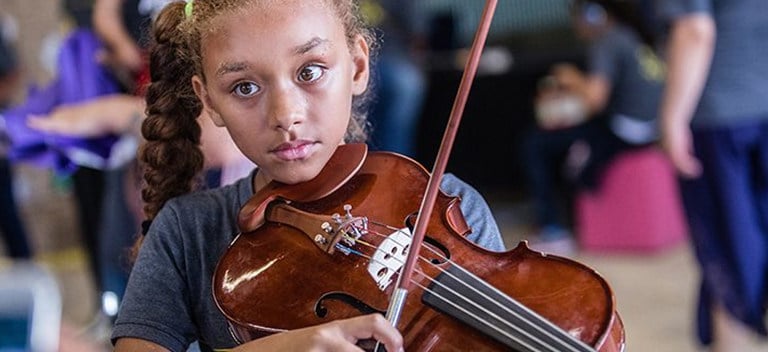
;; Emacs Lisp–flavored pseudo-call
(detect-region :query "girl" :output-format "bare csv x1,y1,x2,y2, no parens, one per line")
112,0,505,351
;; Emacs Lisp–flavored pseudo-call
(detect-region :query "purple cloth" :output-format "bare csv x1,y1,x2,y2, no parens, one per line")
4,29,121,175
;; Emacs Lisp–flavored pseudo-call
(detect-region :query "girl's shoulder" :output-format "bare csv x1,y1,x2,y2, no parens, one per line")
440,173,479,199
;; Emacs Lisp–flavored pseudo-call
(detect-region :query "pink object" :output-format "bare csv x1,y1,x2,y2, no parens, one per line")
575,147,688,252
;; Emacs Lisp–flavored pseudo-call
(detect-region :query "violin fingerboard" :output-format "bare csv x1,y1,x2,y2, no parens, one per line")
421,265,596,352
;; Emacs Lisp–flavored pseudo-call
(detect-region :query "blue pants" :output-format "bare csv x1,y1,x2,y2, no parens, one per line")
521,118,641,228
0,158,31,258
681,118,768,344
368,52,426,158
97,165,137,308
72,166,105,291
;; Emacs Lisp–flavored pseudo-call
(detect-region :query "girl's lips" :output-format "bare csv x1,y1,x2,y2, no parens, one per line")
272,141,315,161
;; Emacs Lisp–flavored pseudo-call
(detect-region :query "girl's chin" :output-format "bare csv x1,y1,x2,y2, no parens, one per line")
273,164,325,185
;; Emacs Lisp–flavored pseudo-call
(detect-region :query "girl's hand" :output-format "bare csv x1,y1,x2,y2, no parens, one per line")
236,314,404,352
661,119,701,178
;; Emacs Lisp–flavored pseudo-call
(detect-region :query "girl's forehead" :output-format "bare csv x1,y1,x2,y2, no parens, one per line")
205,0,339,35
198,0,348,68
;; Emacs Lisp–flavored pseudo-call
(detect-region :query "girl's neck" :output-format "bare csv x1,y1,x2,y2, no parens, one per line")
253,170,271,193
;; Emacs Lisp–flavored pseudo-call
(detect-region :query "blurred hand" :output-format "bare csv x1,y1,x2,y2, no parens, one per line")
59,322,105,352
661,119,702,178
96,43,145,90
551,63,585,91
27,95,144,137
97,40,144,74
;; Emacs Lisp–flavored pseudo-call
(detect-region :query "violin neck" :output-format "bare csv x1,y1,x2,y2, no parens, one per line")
422,265,596,352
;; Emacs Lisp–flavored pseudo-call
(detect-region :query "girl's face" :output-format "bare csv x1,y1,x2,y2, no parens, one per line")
192,0,370,187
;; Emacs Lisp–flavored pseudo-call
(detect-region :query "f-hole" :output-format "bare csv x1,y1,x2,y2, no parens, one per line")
406,212,450,265
315,292,384,318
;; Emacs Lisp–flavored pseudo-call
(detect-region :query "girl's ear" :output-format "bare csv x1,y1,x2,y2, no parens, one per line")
192,75,225,126
350,35,370,96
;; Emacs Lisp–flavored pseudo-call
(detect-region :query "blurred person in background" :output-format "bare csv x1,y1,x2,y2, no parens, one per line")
362,0,427,158
521,0,664,256
3,0,158,335
84,0,155,329
0,11,33,260
657,0,768,350
27,0,252,334
24,0,249,337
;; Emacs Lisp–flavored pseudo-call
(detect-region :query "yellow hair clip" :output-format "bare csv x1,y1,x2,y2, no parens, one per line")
184,0,194,18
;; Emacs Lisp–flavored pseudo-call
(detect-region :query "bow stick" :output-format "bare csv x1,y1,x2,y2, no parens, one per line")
383,0,499,329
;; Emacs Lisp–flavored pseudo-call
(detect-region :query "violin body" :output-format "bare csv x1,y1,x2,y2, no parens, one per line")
212,145,625,351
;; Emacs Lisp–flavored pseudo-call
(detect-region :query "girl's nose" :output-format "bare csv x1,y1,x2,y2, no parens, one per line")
268,85,304,131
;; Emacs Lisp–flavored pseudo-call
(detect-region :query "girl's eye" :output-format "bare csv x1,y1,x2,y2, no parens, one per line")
298,65,324,83
233,82,260,97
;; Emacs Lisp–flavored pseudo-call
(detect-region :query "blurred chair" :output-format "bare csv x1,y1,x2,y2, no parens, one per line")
575,147,688,252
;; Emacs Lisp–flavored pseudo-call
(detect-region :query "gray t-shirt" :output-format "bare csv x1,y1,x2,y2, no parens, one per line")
589,24,665,124
656,0,768,127
112,170,505,351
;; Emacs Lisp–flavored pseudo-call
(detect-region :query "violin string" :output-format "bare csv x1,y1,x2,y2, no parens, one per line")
349,224,591,352
408,280,549,352
364,222,591,351
416,257,594,352
338,238,547,351
350,232,568,352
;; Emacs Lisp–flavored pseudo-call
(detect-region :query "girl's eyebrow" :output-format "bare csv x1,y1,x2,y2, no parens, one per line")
216,62,249,77
293,37,330,55
215,37,330,77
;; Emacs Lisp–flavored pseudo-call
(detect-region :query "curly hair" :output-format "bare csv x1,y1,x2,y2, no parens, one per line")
135,0,376,252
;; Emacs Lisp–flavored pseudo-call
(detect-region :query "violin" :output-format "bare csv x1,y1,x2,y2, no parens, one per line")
213,143,624,351
212,1,625,350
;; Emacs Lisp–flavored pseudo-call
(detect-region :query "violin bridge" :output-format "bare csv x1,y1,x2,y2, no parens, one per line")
368,228,411,291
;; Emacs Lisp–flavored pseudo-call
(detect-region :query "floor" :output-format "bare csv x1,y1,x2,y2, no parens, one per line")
2,164,766,351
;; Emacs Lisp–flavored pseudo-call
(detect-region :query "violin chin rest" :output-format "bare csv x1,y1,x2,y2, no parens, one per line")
237,143,368,232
